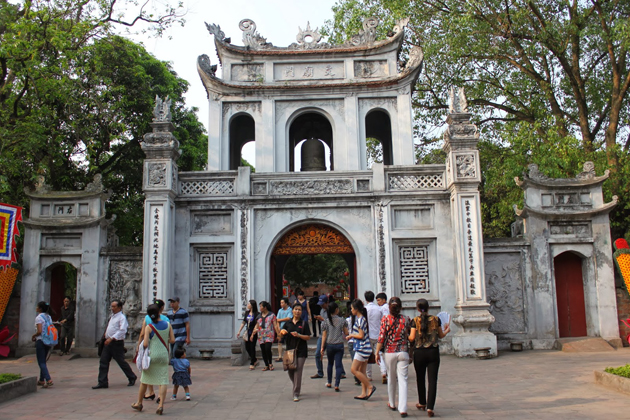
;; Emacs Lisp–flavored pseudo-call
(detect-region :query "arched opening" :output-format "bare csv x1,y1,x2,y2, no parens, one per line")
229,114,255,170
46,262,77,350
269,224,356,315
365,109,393,166
554,251,587,337
289,112,333,172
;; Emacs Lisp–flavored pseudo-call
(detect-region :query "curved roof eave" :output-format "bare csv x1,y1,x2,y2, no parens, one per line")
197,51,423,98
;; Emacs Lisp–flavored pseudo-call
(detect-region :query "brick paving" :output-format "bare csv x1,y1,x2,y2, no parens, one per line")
1,348,629,419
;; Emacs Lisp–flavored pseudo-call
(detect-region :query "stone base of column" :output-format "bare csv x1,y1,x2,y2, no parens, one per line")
451,304,497,358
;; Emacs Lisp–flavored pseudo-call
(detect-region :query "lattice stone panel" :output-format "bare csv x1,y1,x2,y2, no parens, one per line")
180,180,235,196
399,245,430,294
198,252,228,299
389,174,444,191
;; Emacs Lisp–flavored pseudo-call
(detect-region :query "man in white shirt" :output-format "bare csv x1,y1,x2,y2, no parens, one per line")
365,290,388,383
93,300,137,389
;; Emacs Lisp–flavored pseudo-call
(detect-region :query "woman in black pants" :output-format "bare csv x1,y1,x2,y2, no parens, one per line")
252,301,277,371
408,299,450,418
236,300,260,370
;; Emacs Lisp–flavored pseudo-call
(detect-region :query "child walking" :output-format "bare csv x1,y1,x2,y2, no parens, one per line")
170,348,192,401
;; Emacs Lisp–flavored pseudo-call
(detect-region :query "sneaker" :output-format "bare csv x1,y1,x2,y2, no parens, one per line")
293,396,299,402
170,396,177,401
185,395,191,401
46,380,54,387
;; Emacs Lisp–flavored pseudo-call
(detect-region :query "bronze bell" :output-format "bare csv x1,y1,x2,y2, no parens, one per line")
300,137,326,171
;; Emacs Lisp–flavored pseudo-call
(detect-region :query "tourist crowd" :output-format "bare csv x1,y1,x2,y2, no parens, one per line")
32,290,449,417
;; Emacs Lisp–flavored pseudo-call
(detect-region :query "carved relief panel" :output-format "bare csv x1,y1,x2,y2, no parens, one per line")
485,252,527,334
108,260,143,341
231,63,265,82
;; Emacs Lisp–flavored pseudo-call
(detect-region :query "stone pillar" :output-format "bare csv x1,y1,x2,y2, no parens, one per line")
443,89,497,357
141,97,180,305
207,97,222,171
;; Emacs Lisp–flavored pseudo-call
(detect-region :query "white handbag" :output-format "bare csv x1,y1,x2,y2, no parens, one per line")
135,344,151,371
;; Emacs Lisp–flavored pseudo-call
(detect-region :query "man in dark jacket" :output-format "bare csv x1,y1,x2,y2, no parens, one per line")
59,296,75,355
309,291,321,338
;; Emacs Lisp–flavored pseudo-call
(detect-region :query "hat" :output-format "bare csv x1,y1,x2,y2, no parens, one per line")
317,295,328,305
168,296,180,302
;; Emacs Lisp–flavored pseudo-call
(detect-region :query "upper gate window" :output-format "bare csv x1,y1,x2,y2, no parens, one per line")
229,114,255,170
365,110,393,166
289,112,333,172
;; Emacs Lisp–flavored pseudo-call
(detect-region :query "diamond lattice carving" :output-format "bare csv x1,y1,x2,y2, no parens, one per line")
389,174,444,190
198,251,228,299
399,245,429,294
180,180,235,196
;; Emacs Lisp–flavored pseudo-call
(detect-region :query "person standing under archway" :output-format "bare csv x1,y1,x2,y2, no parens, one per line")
58,296,75,356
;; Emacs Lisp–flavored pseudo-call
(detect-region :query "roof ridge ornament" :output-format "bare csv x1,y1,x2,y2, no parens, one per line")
448,87,468,114
153,95,172,122
349,17,379,46
290,21,328,50
205,22,226,41
239,19,273,49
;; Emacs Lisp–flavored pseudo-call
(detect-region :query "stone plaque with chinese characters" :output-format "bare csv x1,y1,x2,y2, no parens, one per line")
274,62,344,81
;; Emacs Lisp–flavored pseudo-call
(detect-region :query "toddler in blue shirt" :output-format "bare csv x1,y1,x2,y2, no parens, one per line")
170,348,192,401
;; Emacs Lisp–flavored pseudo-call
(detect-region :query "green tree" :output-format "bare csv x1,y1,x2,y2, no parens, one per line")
0,1,206,246
283,254,349,290
325,0,630,238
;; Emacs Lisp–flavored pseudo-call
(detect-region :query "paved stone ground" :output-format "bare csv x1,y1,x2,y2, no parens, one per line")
1,348,629,419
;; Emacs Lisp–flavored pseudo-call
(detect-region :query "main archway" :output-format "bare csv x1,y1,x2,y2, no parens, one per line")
270,223,356,313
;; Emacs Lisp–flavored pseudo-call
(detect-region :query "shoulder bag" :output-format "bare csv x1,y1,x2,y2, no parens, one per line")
282,321,301,371
149,324,170,356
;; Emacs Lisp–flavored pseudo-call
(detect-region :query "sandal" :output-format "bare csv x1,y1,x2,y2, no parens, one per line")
262,366,269,371
144,394,156,400
131,403,143,412
249,365,255,370
156,407,163,415
37,381,46,386
45,380,54,387
388,403,397,411
269,365,274,371
416,404,427,411
365,386,376,400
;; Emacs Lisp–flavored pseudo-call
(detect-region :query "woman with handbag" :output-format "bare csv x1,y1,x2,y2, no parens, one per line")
408,298,451,418
132,304,175,415
236,299,260,370
375,297,411,417
136,299,170,402
280,302,311,402
347,299,376,401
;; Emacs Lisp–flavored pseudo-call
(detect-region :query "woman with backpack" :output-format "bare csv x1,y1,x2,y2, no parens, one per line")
375,297,411,417
251,301,277,371
408,298,451,418
32,301,56,388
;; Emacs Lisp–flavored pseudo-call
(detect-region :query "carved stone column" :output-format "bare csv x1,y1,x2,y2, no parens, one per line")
443,88,497,357
141,97,181,305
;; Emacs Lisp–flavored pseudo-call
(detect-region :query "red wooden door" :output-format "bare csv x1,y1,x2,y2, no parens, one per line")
554,252,587,337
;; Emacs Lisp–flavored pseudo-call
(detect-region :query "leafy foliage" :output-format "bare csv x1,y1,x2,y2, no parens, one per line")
283,254,349,289
325,0,630,238
0,1,205,246
604,364,630,379
0,373,21,384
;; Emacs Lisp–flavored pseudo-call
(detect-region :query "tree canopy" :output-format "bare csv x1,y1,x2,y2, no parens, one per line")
325,0,630,238
283,254,349,290
0,0,206,246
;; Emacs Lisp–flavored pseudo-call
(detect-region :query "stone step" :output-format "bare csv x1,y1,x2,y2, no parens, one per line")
555,337,616,352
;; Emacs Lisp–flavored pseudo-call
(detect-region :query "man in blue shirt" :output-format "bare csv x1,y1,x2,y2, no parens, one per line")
167,297,190,354
275,297,293,362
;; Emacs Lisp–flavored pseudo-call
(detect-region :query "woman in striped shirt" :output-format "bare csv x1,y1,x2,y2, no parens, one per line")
347,299,376,400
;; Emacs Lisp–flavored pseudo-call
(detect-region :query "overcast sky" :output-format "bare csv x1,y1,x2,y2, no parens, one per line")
128,0,340,165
